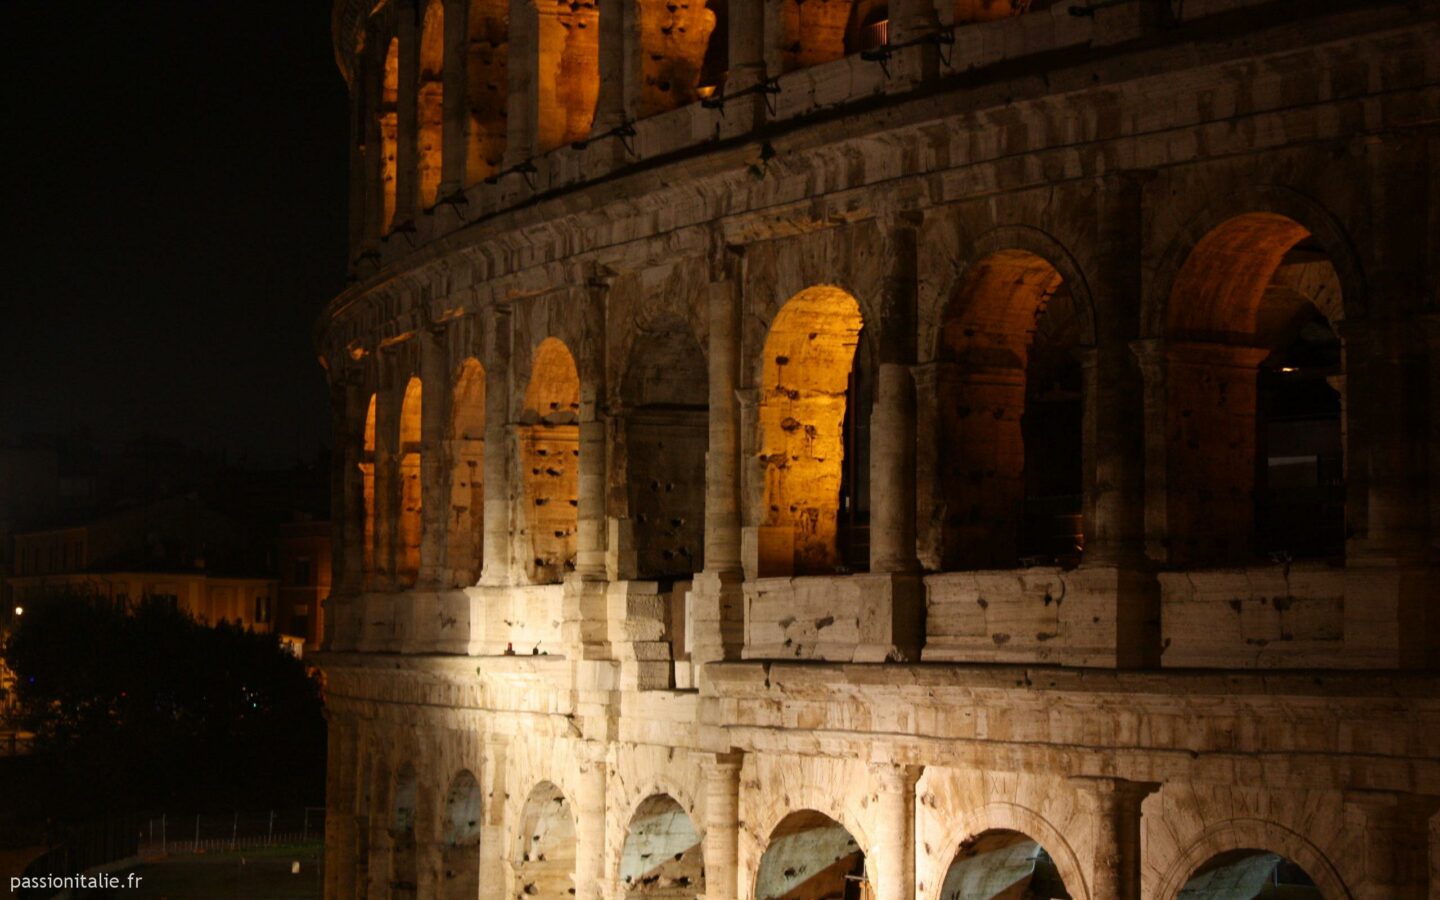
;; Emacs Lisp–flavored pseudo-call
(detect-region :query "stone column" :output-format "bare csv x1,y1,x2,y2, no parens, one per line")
870,764,918,900
576,283,610,581
503,0,540,168
869,363,918,574
1425,314,1440,562
347,77,368,256
418,328,451,590
480,735,509,894
324,717,358,900
574,743,608,900
1069,776,1156,900
592,0,638,134
691,270,746,678
727,0,765,93
1341,319,1428,563
373,384,401,592
439,0,469,197
702,753,742,900
395,2,421,222
1078,344,1145,567
482,304,514,585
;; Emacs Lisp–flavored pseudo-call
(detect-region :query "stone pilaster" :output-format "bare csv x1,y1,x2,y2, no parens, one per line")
503,0,540,168
870,764,919,900
1069,776,1156,900
361,35,386,245
323,717,357,900
573,743,609,900
418,328,450,590
592,0,638,134
482,303,514,585
479,735,509,895
869,362,919,574
439,0,469,197
576,281,610,581
1343,790,1440,900
702,753,742,900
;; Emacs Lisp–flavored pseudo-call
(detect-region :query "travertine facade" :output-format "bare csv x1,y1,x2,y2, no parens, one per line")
317,0,1440,896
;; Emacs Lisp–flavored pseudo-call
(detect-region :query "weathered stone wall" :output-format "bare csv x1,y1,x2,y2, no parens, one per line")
319,0,1440,896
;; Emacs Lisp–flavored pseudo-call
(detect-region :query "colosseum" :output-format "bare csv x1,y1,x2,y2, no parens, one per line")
315,0,1440,896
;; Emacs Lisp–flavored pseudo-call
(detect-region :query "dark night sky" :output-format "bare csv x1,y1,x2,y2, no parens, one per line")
2,3,350,466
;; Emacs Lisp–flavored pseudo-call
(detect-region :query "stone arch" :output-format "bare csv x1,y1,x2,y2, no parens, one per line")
932,226,1096,570
618,793,705,896
618,314,708,580
1144,208,1350,565
513,780,578,898
392,763,420,899
379,35,400,231
465,0,508,183
925,802,1089,900
398,376,424,585
535,0,599,152
1153,819,1351,900
439,769,482,900
448,358,486,586
754,810,868,899
756,285,866,576
418,0,445,208
520,337,581,582
1144,185,1366,339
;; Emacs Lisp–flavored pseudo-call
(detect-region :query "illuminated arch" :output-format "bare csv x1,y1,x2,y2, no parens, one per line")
398,377,424,585
513,781,578,897
380,37,400,231
448,359,486,586
1154,212,1346,565
361,394,378,574
757,286,865,576
618,794,704,895
637,0,718,116
536,0,599,151
925,802,1088,900
418,0,445,208
521,338,580,582
754,810,867,899
440,770,482,900
937,247,1086,569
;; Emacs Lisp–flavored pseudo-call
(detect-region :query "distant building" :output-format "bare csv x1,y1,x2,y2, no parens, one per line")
277,516,331,650
4,494,277,632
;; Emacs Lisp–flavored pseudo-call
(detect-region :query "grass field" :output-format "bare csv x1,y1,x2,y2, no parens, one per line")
72,845,324,899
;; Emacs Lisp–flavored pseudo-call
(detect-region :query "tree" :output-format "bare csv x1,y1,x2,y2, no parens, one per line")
3,593,326,819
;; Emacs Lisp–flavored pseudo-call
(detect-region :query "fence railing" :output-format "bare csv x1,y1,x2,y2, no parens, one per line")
136,808,327,855
17,808,326,899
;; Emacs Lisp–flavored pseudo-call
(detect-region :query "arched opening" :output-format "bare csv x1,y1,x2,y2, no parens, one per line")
536,0,600,152
939,829,1072,899
418,0,445,208
621,317,707,579
440,771,481,900
514,782,577,898
521,338,580,582
755,810,866,899
619,794,703,896
362,394,378,574
638,0,718,117
449,359,486,586
399,377,424,585
1160,212,1345,566
380,37,400,231
391,765,419,900
757,287,866,577
466,0,508,183
844,0,889,55
779,0,853,72
937,249,1085,570
1177,849,1323,899
955,0,1038,26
